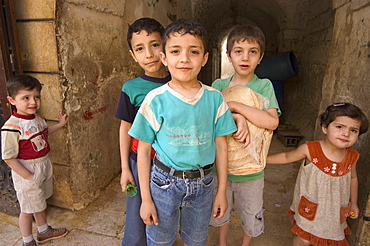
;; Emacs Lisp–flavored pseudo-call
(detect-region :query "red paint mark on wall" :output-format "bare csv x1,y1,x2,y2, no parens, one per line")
92,75,100,88
82,106,108,120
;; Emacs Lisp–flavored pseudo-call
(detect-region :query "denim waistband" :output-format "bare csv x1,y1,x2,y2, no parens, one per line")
154,157,213,180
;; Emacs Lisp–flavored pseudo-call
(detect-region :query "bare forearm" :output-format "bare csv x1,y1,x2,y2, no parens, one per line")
119,122,133,171
350,177,358,205
137,141,153,202
229,102,278,130
215,136,228,193
267,144,308,164
48,122,65,135
266,152,290,164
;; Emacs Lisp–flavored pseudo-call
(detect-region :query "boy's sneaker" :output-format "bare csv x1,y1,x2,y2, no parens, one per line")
24,240,37,246
36,226,68,244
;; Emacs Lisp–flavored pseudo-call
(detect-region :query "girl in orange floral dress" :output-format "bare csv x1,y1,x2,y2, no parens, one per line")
267,103,369,246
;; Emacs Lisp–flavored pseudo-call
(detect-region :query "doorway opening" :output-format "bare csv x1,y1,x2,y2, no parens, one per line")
220,38,234,79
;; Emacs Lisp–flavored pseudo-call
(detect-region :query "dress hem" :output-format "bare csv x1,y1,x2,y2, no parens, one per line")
288,209,351,246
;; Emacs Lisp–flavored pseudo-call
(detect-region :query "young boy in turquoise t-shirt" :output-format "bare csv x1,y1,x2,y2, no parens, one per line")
209,25,281,246
129,19,236,246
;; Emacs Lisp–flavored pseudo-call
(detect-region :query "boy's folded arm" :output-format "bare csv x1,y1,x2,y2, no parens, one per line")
4,158,34,179
228,101,279,130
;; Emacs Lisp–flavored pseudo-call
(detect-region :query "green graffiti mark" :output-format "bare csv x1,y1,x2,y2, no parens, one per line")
147,0,159,8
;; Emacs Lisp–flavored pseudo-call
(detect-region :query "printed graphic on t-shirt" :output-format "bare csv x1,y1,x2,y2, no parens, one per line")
167,125,211,146
30,134,48,152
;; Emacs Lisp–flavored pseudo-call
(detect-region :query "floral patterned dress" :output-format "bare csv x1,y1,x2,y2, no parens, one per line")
288,141,359,246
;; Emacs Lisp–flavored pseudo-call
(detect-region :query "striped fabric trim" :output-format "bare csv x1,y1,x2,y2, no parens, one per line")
3,124,21,130
0,129,21,134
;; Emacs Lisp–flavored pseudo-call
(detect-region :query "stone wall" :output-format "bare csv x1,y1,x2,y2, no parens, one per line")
14,0,175,210
282,0,335,134
14,0,72,206
316,1,370,244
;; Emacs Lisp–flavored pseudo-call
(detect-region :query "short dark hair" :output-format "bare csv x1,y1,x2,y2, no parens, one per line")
226,25,265,56
7,74,42,98
320,103,369,135
162,19,208,54
126,18,165,50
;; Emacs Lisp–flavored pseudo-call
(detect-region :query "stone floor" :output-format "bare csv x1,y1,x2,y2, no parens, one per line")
0,135,301,246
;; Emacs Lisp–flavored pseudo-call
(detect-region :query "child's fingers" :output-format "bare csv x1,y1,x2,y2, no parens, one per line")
349,211,358,219
233,130,248,143
217,208,225,218
213,207,221,219
141,213,154,226
242,135,250,148
151,212,159,225
213,206,226,219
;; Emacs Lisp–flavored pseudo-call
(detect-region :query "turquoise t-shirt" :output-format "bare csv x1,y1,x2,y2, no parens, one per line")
212,75,281,182
129,82,237,171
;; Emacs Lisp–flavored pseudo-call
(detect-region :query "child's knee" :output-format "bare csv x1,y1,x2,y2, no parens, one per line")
21,212,33,216
293,235,310,246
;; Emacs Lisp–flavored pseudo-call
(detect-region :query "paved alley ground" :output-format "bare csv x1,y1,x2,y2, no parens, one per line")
1,135,300,246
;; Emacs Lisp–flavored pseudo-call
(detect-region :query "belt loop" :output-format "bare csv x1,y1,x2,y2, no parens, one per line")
198,167,204,179
169,168,175,177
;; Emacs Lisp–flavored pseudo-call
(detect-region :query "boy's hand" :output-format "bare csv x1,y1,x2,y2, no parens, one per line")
349,202,359,219
120,169,136,193
232,114,250,148
213,192,228,219
140,200,158,226
57,110,68,126
4,159,34,180
48,110,68,134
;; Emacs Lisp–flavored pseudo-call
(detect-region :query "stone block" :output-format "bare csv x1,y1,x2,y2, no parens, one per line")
30,74,63,120
352,0,370,10
124,0,171,27
332,0,350,9
48,164,74,209
17,22,59,72
48,127,69,166
68,0,125,16
14,0,56,19
281,29,301,40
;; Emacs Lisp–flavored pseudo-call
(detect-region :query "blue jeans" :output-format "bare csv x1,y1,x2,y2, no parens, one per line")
121,152,147,246
147,165,214,246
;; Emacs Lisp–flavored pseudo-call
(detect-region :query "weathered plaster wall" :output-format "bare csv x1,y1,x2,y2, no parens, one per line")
54,0,176,209
282,1,335,133
315,1,370,244
55,0,127,209
14,0,72,207
14,0,176,210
